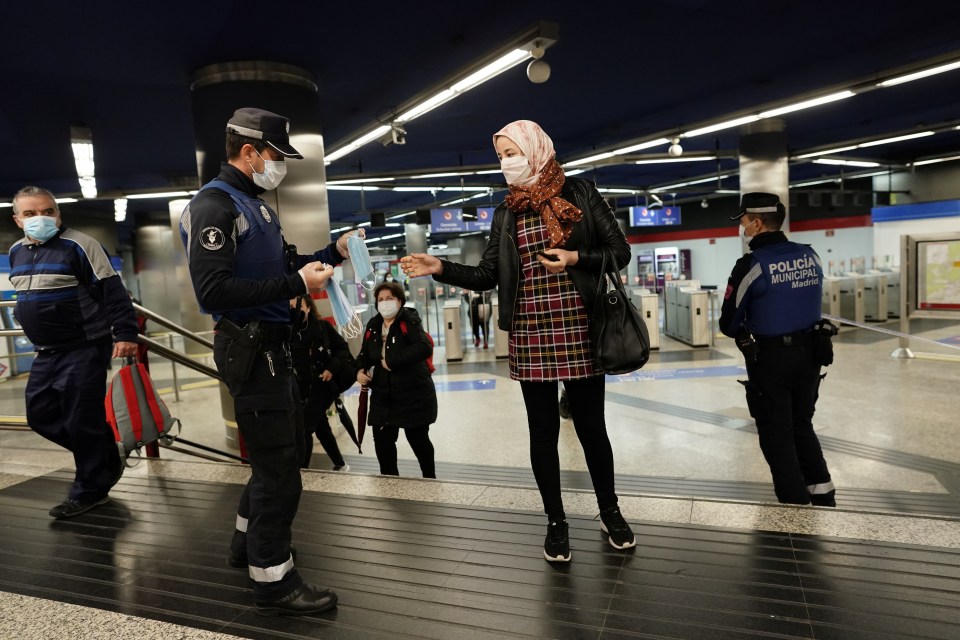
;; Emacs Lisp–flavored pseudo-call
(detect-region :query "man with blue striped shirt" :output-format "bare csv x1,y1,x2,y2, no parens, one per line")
9,186,138,518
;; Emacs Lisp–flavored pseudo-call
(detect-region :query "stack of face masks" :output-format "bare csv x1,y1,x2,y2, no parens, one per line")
324,277,363,338
348,233,375,287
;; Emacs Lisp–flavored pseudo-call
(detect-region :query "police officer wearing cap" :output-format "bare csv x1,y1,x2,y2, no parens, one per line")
180,107,357,615
719,192,837,508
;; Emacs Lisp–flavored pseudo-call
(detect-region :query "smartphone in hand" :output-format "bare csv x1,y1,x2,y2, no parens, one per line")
537,250,560,262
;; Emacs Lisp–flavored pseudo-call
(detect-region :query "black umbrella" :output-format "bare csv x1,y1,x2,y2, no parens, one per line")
334,395,362,454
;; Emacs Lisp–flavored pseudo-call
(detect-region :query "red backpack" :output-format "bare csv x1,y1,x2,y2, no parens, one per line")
399,320,435,374
106,360,180,465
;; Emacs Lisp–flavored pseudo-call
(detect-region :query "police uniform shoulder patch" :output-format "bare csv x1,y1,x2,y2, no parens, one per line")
199,226,226,251
259,205,272,223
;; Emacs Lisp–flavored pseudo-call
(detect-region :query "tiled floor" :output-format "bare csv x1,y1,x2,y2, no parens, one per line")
1,315,959,638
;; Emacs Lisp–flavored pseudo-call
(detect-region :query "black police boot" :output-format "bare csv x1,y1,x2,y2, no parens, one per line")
255,584,338,616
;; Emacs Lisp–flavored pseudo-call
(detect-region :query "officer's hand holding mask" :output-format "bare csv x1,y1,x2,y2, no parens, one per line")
299,262,335,291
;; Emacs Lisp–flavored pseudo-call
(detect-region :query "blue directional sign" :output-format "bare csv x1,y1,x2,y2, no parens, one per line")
431,208,465,233
629,205,682,227
465,206,495,232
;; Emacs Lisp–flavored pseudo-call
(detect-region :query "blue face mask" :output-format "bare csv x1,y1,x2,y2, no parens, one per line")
348,233,374,284
24,215,59,242
324,277,362,338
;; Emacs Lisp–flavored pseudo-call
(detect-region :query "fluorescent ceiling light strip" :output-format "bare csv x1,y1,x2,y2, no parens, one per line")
564,169,586,176
759,91,855,118
475,169,502,175
450,49,527,93
441,186,488,192
78,177,98,199
858,131,934,147
327,177,395,185
794,146,858,159
410,172,467,179
655,175,729,190
913,154,960,166
612,138,671,154
813,158,880,167
326,185,380,191
367,233,405,243
635,156,716,164
325,125,392,162
71,142,96,177
682,115,760,138
396,90,455,122
126,191,193,199
598,188,640,194
791,178,837,187
564,151,616,168
878,60,960,87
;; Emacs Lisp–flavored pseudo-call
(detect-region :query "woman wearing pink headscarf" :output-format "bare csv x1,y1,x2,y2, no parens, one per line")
401,120,634,563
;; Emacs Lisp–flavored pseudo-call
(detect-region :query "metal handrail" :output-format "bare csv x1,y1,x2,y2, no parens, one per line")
0,300,241,463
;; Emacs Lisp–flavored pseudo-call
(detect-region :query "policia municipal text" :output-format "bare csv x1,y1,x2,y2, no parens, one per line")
719,192,838,508
180,107,356,616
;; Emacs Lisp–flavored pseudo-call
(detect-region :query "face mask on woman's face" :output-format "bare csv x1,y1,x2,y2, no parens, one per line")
500,155,534,185
377,299,399,319
249,150,288,190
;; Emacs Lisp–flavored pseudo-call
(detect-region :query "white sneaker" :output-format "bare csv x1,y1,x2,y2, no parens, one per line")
333,463,350,472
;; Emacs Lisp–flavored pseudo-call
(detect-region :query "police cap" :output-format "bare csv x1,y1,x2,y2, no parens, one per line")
226,108,303,159
731,192,784,220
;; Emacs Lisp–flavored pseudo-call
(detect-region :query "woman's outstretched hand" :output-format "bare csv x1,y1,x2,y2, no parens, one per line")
400,253,442,278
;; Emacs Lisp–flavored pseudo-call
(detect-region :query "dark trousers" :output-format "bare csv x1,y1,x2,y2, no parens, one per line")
744,345,832,505
25,340,120,502
471,306,489,344
301,386,345,468
373,424,436,478
519,376,617,522
214,334,304,599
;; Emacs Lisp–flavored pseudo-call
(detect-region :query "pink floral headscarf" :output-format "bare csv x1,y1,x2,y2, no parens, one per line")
493,120,582,248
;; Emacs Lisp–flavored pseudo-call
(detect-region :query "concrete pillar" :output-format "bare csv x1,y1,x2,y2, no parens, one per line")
184,61,330,450
405,223,428,255
739,118,790,233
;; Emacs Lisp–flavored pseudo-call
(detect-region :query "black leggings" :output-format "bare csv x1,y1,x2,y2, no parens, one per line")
300,392,345,468
519,376,617,521
373,424,436,478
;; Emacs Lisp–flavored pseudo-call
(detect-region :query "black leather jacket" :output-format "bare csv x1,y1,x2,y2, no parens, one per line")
435,177,629,331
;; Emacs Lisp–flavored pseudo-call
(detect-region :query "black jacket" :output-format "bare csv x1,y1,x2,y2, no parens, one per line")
355,307,437,427
434,177,629,330
289,311,356,399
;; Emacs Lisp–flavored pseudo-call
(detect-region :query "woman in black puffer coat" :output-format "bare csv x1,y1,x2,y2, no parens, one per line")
355,281,437,478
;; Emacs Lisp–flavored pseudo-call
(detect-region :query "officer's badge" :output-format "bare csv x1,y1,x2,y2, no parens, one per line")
260,205,272,223
199,226,226,251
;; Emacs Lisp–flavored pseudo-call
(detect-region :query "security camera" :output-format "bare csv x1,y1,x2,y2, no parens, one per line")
668,137,683,157
380,124,406,146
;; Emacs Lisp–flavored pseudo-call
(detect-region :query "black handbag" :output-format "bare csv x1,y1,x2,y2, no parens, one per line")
590,249,651,374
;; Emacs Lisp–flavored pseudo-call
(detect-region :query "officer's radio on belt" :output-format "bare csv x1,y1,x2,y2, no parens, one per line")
813,319,839,366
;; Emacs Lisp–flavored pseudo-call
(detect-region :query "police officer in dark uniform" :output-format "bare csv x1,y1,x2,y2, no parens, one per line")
180,107,356,615
719,192,837,507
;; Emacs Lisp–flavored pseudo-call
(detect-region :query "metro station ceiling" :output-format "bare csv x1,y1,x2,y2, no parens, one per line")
3,0,959,242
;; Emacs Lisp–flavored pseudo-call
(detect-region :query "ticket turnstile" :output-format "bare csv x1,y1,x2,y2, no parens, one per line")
861,273,888,322
837,275,865,324
822,277,841,318
443,300,463,361
630,288,660,350
664,282,709,347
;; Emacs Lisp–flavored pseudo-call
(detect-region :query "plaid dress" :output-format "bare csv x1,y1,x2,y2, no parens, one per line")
509,210,598,381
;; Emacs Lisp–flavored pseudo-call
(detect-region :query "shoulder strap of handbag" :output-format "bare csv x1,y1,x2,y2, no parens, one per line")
595,247,628,299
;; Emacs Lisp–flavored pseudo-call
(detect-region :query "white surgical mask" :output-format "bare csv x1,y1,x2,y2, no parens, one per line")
740,218,756,240
500,156,534,186
377,299,399,319
249,150,288,190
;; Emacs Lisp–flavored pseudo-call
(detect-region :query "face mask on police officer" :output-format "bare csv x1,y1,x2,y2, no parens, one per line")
377,299,399,319
740,217,758,240
249,150,288,190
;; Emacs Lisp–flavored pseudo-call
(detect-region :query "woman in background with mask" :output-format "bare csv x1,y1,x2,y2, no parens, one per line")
400,120,634,563
355,281,437,478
